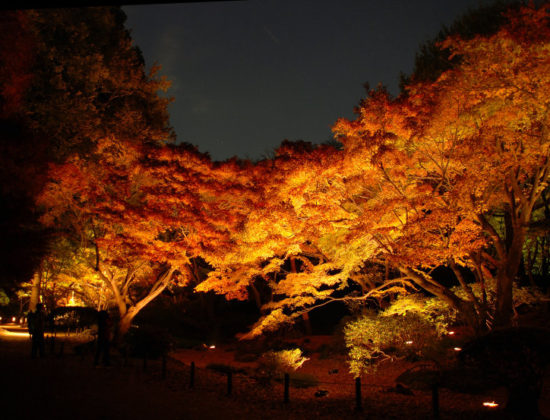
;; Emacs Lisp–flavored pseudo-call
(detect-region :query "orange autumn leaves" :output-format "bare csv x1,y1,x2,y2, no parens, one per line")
331,4,550,328
39,4,550,335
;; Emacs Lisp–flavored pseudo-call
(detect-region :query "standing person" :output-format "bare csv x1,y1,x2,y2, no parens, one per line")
29,303,45,358
94,310,111,366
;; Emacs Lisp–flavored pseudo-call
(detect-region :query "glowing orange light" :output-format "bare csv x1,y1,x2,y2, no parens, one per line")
454,347,462,351
483,401,499,408
405,341,413,345
0,329,30,338
68,291,77,306
11,317,16,322
448,331,455,335
209,345,216,349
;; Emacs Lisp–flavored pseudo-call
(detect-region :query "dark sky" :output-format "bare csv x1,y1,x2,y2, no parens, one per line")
123,0,491,161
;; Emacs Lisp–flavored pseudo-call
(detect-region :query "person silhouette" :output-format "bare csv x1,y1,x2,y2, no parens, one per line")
29,303,45,358
94,310,111,366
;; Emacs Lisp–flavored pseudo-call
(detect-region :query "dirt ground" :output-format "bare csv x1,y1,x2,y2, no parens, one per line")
1,325,548,420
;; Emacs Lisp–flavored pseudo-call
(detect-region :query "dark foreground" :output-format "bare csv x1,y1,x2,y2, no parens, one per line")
1,326,547,420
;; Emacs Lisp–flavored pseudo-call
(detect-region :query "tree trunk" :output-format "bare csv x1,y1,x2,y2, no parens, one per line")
118,308,137,337
494,224,525,327
115,266,176,339
449,261,485,333
401,266,464,310
400,266,486,332
29,271,41,312
495,271,515,327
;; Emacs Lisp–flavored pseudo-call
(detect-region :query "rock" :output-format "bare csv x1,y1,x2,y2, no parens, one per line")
314,389,329,397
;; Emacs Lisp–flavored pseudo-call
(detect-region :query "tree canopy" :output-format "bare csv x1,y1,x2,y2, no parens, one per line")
4,3,550,340
0,6,174,318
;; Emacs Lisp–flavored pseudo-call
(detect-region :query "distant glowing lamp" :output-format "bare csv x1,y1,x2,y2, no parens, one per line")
448,331,455,335
68,291,77,306
454,347,462,351
209,345,216,349
0,316,2,322
405,341,413,345
11,316,16,322
483,401,499,408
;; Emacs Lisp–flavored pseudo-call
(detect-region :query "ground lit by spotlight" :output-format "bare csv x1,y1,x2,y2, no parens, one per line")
0,323,30,339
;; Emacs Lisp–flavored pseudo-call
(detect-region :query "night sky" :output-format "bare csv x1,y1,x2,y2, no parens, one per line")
123,0,491,161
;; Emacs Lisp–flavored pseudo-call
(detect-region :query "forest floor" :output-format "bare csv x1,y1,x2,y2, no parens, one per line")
0,324,549,420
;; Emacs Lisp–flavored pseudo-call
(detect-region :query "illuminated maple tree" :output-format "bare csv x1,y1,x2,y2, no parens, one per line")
18,237,106,311
38,136,260,336
204,3,550,336
1,7,173,311
198,140,405,337
333,3,550,329
18,3,550,341
38,139,177,335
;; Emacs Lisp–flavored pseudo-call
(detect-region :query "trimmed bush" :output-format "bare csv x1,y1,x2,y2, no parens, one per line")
259,348,309,374
344,312,440,377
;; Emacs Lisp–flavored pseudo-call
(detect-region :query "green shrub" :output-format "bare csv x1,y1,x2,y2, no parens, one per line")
255,348,309,385
381,294,455,334
382,282,547,334
0,289,10,306
259,348,309,374
344,312,440,377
